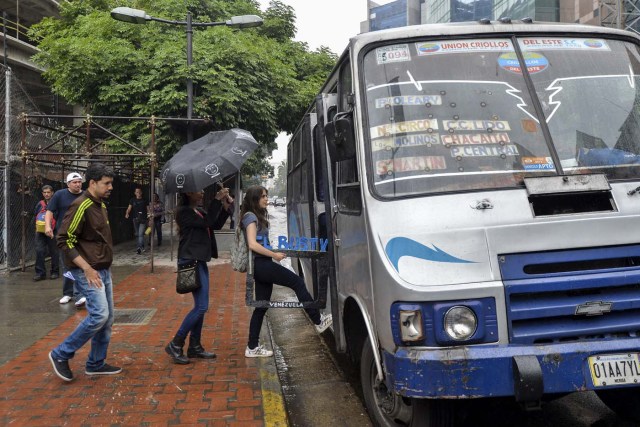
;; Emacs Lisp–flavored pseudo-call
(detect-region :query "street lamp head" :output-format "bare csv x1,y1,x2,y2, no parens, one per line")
110,7,151,25
226,15,263,29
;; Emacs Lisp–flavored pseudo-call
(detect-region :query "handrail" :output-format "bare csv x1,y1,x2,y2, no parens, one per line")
1,16,36,45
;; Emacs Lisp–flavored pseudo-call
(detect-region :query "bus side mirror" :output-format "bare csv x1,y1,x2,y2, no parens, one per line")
325,112,356,162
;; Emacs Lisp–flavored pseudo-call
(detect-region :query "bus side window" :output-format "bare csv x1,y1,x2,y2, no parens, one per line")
300,121,309,204
288,132,302,205
338,60,353,112
313,124,325,202
335,58,361,215
336,158,361,215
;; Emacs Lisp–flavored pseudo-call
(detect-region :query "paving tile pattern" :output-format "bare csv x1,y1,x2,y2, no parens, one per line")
0,264,267,426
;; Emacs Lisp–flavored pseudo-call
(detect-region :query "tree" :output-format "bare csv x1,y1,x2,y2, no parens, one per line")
29,0,337,178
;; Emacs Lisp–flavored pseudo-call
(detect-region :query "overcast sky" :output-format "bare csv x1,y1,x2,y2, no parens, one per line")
258,0,366,54
257,1,367,167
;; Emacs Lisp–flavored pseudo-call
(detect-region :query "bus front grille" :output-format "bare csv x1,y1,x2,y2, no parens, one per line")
499,244,640,345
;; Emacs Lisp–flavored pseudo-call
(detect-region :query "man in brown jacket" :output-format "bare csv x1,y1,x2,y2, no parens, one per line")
48,163,120,382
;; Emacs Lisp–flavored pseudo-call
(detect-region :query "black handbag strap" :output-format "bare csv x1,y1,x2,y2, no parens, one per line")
177,260,198,271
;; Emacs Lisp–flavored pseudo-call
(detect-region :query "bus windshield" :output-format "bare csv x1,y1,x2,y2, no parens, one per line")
363,36,640,197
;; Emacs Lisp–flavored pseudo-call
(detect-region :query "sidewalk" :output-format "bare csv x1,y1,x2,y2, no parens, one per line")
0,236,288,426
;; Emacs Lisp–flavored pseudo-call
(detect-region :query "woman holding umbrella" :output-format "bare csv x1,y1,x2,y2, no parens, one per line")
164,186,229,364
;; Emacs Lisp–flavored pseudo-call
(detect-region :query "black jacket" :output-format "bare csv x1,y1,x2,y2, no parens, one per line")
176,199,223,262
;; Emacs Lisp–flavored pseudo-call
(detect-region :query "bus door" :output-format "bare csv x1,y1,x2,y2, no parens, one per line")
315,91,348,352
245,113,328,310
299,112,328,307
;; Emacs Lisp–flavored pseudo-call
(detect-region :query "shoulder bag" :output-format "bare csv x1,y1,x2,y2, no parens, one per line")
176,260,201,294
231,215,250,273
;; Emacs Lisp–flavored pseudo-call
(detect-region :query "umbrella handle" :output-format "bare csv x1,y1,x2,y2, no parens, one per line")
216,176,235,188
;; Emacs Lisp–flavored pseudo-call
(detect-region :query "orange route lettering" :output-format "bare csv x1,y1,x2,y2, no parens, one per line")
441,132,510,145
376,156,447,174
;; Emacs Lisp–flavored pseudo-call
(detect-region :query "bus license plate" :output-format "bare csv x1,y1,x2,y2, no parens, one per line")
588,353,640,387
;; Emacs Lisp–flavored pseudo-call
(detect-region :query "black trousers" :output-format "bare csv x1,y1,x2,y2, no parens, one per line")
153,218,162,244
248,257,320,348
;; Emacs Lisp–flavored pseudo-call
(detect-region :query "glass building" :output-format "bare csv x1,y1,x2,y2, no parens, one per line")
370,0,409,31
366,0,605,33
425,0,560,23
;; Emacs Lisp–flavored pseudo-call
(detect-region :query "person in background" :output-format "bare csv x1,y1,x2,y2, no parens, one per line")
48,163,120,382
226,193,236,229
125,187,149,254
33,184,59,281
151,192,165,247
240,185,332,358
46,172,86,307
164,187,227,364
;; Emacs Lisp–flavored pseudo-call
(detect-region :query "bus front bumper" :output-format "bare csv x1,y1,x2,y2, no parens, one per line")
383,339,640,399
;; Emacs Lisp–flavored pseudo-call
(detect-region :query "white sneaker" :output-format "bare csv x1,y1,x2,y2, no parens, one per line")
59,295,72,304
74,297,86,308
245,345,273,358
315,313,333,333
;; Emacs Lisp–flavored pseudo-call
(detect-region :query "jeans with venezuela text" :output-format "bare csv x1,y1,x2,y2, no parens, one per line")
52,268,114,370
176,259,209,340
248,257,320,348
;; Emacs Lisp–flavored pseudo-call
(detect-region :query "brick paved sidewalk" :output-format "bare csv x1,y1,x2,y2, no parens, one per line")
0,263,286,426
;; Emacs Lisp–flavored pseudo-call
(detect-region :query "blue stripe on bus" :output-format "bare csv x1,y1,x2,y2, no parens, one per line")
385,237,475,271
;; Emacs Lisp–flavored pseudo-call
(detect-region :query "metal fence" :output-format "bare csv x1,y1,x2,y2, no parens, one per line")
0,165,5,266
0,66,161,271
0,65,46,270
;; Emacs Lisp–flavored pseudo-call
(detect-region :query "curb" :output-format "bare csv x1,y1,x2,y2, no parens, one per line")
259,317,289,426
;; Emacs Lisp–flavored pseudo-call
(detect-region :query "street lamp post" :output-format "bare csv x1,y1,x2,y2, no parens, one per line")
110,7,263,142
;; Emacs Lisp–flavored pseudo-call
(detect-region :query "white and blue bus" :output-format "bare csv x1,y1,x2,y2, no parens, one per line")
285,19,640,426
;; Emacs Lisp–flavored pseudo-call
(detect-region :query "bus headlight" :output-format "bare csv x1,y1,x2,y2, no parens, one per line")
399,310,423,342
444,306,477,341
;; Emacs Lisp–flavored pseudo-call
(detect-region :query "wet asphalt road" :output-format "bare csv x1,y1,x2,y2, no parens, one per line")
267,205,636,427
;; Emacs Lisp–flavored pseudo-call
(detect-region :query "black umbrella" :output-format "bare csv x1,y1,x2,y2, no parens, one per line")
161,129,259,193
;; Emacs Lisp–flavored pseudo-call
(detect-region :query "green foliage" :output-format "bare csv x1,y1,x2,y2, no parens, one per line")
29,0,336,179
257,1,296,42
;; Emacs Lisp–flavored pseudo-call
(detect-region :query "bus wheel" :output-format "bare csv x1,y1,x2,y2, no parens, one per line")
360,340,455,427
595,387,640,422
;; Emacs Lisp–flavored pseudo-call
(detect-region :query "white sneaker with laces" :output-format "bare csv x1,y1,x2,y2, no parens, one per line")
315,313,333,333
59,295,72,304
245,345,273,358
74,297,86,307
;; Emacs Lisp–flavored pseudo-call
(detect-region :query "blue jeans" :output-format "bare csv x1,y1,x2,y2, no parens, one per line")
133,219,146,249
176,259,209,340
34,232,59,277
61,252,81,299
52,268,114,370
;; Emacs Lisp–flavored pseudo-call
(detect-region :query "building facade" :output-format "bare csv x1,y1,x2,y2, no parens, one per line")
0,0,72,114
366,0,617,29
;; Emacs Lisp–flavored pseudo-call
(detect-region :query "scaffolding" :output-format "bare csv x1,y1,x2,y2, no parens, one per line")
17,113,209,273
601,0,640,34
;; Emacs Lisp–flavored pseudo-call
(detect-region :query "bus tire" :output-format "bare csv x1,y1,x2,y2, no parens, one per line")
595,387,640,422
360,340,455,427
